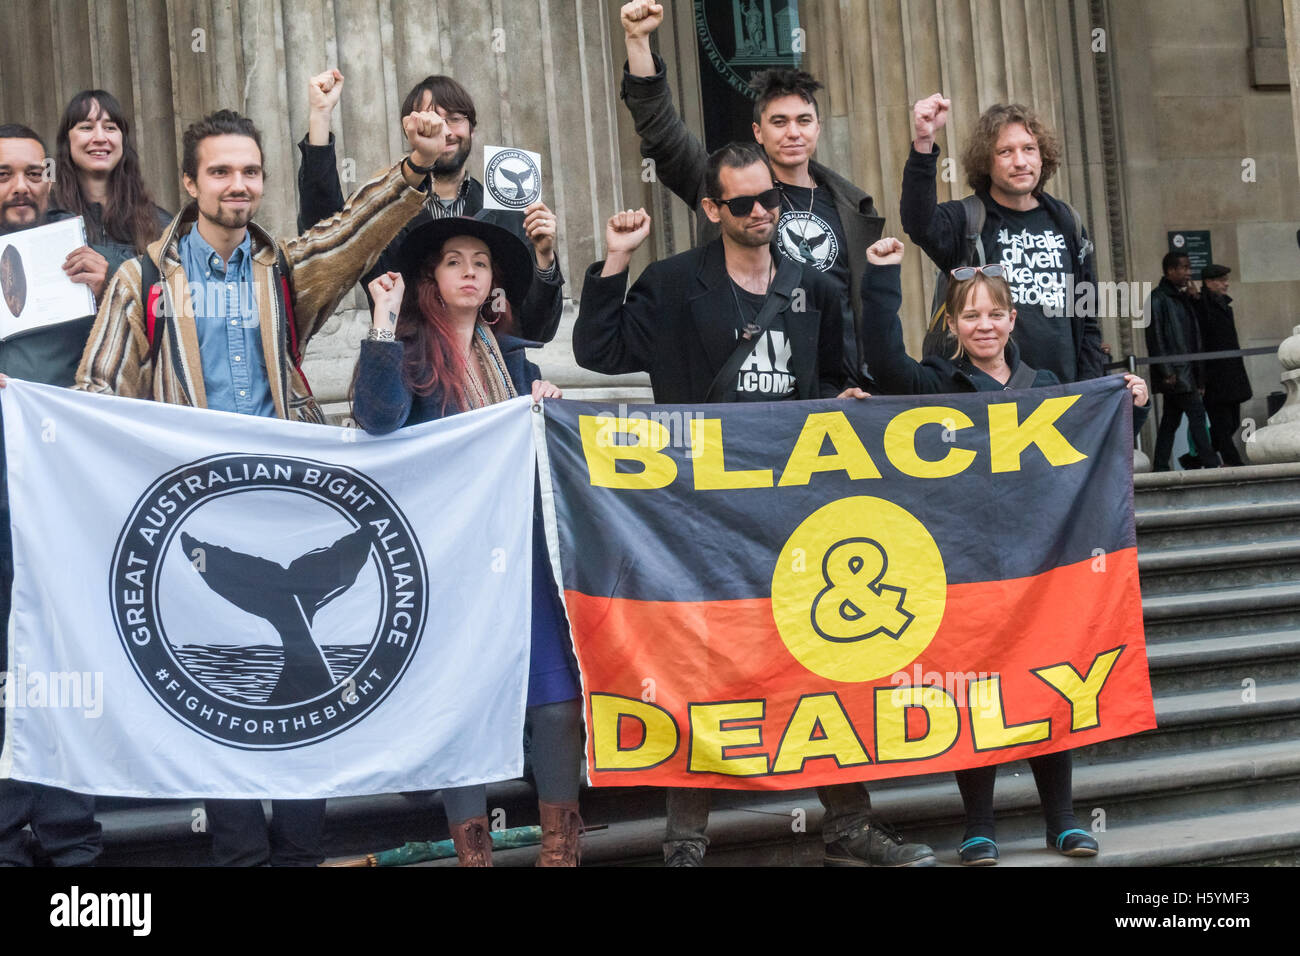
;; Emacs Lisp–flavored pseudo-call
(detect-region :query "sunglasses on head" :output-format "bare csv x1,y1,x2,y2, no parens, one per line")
708,187,782,217
949,264,1006,281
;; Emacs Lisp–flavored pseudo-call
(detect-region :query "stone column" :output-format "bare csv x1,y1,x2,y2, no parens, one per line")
800,0,1098,354
1248,0,1300,463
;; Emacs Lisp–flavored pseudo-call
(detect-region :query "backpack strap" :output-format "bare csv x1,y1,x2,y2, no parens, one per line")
705,282,788,403
139,254,167,366
1064,201,1095,263
1006,361,1040,390
960,194,987,265
272,244,311,395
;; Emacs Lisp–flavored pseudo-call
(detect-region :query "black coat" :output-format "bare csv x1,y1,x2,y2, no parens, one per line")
620,54,883,379
1196,289,1252,405
573,239,845,404
1145,277,1203,395
352,332,542,433
295,135,563,344
899,145,1105,382
860,263,1059,395
861,263,1150,431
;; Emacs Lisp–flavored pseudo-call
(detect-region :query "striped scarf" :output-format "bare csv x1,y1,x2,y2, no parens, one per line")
464,323,517,409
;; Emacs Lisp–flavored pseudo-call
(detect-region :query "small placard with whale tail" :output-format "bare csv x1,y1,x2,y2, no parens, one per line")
482,145,543,212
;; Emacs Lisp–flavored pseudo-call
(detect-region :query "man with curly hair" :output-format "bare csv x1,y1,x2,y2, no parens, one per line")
901,95,1105,383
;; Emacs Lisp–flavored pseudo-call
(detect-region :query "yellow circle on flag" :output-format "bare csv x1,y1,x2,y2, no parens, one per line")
771,496,947,682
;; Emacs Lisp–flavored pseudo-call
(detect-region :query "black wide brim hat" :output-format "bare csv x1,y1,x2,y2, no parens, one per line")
395,209,534,310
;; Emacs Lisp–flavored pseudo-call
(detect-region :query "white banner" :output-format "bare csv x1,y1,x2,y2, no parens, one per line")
0,382,536,799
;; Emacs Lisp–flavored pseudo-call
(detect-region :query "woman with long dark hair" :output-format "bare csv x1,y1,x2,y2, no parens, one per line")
351,212,583,866
50,89,170,279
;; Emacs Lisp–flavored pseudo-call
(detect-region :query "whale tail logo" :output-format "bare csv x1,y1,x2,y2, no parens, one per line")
783,226,828,264
499,164,536,201
181,528,373,705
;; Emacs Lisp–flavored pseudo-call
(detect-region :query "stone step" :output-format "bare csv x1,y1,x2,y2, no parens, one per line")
101,726,1300,867
1135,498,1300,550
96,668,1300,865
398,740,1300,867
1080,679,1300,760
1133,462,1300,511
1136,537,1300,594
1145,629,1300,693
1140,580,1300,641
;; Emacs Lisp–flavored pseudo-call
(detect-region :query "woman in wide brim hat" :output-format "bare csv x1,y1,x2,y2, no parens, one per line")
352,210,584,866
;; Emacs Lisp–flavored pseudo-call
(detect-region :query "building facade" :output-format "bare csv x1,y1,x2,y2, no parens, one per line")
3,0,1299,434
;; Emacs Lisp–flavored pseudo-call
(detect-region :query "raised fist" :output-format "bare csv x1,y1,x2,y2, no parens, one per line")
403,110,448,169
866,237,905,266
621,2,664,38
606,208,652,255
309,69,344,114
912,93,951,149
368,271,405,326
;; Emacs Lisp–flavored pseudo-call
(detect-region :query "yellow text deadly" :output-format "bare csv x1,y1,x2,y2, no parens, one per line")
588,647,1123,777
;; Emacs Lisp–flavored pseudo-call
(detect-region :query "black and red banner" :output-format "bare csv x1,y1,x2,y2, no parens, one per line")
538,377,1154,789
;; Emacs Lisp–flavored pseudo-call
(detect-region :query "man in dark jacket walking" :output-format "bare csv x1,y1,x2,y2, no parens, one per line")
901,94,1106,384
1145,252,1220,471
1196,263,1251,466
618,2,883,385
574,142,934,869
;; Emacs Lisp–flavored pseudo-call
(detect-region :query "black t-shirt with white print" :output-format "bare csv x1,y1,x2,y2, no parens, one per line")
990,202,1076,383
777,183,854,371
729,281,797,402
775,184,848,290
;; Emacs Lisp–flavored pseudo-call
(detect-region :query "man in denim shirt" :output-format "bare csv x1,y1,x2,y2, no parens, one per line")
76,106,445,864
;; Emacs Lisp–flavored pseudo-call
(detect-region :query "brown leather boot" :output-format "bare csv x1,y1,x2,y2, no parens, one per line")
450,816,493,867
537,801,582,867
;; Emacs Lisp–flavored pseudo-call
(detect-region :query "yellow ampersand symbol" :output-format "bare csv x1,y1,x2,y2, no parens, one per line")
772,497,946,683
811,539,913,643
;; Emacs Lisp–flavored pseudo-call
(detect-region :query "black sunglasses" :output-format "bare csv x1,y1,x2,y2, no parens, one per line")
708,187,782,217
949,264,1006,281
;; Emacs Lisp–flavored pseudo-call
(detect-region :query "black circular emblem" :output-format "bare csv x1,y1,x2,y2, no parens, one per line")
109,454,428,750
777,211,839,272
485,148,541,209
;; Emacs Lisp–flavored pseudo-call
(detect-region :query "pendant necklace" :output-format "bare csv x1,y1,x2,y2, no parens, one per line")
779,181,818,260
729,257,775,340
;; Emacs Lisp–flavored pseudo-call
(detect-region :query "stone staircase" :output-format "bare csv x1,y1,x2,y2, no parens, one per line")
95,463,1300,866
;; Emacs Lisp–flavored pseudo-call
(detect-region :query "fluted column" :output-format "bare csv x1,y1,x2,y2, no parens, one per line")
1248,0,1300,463
801,0,1098,354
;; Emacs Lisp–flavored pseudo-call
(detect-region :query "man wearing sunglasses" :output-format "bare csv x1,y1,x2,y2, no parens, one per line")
618,2,883,387
573,142,934,868
902,94,1105,385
